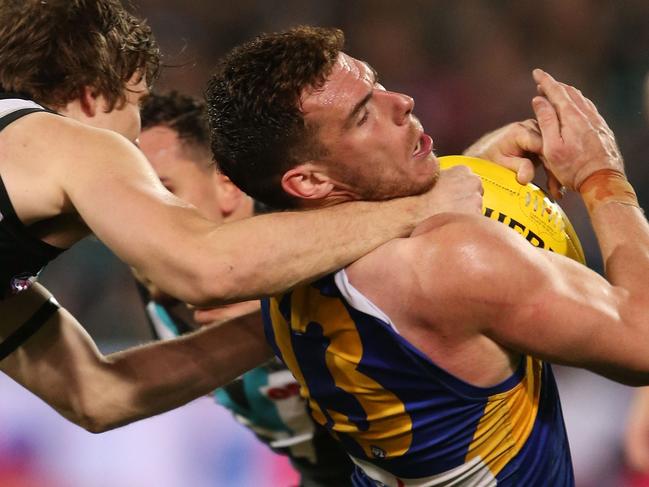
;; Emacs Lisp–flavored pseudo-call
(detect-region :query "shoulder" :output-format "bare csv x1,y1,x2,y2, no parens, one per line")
2,110,136,171
346,212,551,317
351,212,529,275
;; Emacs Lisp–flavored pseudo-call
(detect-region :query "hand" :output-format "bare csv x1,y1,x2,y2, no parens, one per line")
423,164,484,216
463,119,543,185
190,300,261,326
531,69,625,191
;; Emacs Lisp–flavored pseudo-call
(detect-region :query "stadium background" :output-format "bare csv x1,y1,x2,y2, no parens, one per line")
1,1,649,485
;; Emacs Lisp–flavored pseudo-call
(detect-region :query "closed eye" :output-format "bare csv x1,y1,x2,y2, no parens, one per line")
357,109,369,126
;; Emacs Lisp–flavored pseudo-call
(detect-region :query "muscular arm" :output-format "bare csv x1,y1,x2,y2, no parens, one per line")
399,72,649,385
0,284,272,433
25,114,446,306
389,212,649,385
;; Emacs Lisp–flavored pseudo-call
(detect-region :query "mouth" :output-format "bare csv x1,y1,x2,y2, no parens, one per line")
412,133,433,159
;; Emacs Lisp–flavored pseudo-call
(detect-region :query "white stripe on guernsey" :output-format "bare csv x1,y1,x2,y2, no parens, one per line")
351,455,497,487
146,301,177,341
258,369,316,453
334,269,400,333
0,99,44,118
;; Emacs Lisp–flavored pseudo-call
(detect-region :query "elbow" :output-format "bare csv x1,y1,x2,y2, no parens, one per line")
151,247,258,305
65,374,134,433
188,264,251,306
68,405,118,434
72,403,140,434
77,417,114,435
70,391,130,433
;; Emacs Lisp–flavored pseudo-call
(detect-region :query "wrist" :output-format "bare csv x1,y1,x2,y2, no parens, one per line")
391,193,424,234
578,168,639,213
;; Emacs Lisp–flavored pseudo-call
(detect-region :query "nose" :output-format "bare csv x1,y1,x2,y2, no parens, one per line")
387,91,414,125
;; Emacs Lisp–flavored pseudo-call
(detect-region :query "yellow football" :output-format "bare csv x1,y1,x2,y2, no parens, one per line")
439,155,585,264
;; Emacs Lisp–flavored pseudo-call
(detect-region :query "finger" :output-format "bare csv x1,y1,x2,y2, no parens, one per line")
514,158,535,185
520,118,541,135
532,69,574,111
532,96,562,144
493,155,536,185
560,82,597,119
514,121,543,155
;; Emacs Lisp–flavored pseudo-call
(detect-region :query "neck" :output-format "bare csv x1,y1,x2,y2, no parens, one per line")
57,100,87,124
297,191,360,210
223,196,255,222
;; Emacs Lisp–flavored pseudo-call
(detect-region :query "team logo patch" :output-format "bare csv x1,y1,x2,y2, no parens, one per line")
371,445,386,459
10,273,37,294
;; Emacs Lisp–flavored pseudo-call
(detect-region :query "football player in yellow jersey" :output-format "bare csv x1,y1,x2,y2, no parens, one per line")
206,26,649,485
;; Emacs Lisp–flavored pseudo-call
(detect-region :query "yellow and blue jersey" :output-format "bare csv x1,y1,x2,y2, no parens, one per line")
262,270,574,486
138,286,354,486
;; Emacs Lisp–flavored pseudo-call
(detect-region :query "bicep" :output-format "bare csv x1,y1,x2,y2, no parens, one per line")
60,127,196,263
482,250,623,365
410,217,639,383
57,126,217,301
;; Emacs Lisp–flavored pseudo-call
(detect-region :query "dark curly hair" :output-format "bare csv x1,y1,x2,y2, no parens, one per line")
140,91,209,150
0,0,160,110
206,26,344,209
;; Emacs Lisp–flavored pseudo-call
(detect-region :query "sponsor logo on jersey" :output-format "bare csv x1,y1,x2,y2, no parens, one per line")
264,381,301,400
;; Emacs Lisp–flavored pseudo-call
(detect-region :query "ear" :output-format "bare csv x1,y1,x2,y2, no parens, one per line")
78,86,100,118
215,173,244,217
281,164,335,201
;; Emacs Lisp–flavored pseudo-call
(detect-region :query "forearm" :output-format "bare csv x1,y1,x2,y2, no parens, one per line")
64,128,431,305
589,202,649,282
148,196,427,306
95,310,272,431
1,289,270,432
581,171,649,290
585,196,649,383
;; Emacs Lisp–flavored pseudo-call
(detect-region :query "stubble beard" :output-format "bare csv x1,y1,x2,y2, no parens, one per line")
351,158,439,201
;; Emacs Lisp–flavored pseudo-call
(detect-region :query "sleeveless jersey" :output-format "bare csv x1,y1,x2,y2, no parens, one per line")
262,270,575,486
139,286,354,486
0,94,63,299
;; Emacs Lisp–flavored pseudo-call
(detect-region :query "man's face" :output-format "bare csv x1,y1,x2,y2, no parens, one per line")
138,125,225,224
299,52,439,200
137,123,258,325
